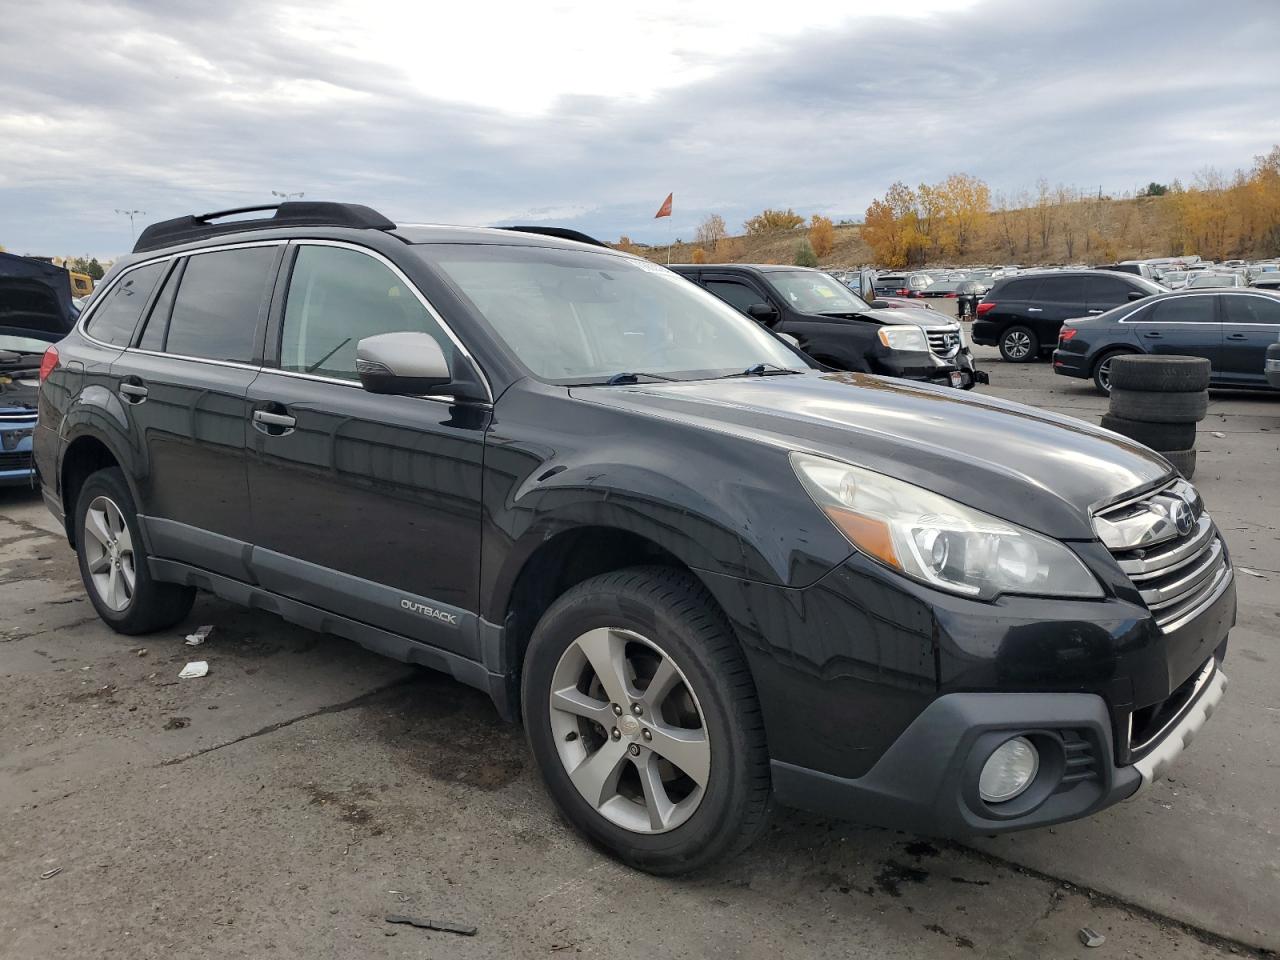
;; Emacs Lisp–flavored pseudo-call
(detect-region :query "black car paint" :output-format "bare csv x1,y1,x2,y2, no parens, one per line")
669,263,982,387
1053,289,1280,390
973,270,1157,357
35,221,1233,838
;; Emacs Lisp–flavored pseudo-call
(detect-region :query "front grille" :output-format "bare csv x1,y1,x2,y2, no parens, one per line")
0,450,33,471
1095,480,1232,633
0,407,37,422
927,327,961,358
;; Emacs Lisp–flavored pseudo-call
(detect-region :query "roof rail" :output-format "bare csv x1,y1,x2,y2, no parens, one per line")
497,225,610,248
132,202,396,253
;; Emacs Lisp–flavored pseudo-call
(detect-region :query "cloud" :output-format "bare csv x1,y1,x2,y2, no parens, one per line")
0,0,1275,258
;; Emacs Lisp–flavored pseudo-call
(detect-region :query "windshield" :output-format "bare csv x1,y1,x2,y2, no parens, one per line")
422,244,805,383
1188,274,1233,287
765,271,872,314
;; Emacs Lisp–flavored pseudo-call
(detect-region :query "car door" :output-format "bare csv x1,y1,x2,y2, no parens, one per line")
1130,293,1222,370
1085,274,1144,316
117,243,281,579
1025,275,1086,345
701,274,776,320
1219,292,1280,385
245,241,490,658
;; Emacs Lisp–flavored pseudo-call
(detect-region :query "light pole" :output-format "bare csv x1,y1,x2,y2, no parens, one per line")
271,190,305,201
115,208,145,243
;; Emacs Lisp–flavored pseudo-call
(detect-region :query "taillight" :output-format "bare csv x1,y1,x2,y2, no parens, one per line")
975,301,996,316
946,292,958,298
1059,328,1078,342
39,345,59,382
896,288,909,296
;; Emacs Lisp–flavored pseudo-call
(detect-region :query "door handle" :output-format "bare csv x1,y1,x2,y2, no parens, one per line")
1226,333,1248,341
1087,309,1103,314
118,382,148,402
1143,331,1162,339
253,410,297,428
1026,307,1043,313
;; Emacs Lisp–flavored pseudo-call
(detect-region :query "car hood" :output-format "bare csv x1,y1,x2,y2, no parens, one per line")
860,307,956,328
575,372,1171,540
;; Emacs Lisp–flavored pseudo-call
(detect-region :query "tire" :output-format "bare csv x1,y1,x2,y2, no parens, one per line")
1109,387,1208,423
1099,413,1196,451
521,566,771,875
998,325,1038,363
1108,354,1211,392
74,467,195,634
1091,349,1136,394
1162,447,1197,479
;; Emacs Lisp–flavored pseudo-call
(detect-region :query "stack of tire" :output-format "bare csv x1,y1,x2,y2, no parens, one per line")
1100,355,1209,479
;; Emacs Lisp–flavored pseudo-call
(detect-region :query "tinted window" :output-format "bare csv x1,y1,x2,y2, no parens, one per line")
85,262,165,346
1034,276,1085,302
1086,275,1139,306
166,247,277,362
1149,296,1216,324
137,261,182,351
705,280,766,314
279,245,451,380
999,278,1040,299
1222,294,1280,325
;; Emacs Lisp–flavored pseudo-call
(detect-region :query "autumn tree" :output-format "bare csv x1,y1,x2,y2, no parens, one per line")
744,208,804,235
690,247,707,264
695,214,727,250
938,173,990,257
614,236,639,254
1034,178,1054,253
808,215,835,258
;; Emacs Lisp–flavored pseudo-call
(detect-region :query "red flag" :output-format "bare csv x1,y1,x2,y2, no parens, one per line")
654,193,673,219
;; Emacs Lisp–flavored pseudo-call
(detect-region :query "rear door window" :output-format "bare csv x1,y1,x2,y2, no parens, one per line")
85,262,166,346
1033,275,1085,304
1222,294,1280,325
998,278,1040,299
1148,296,1217,324
165,247,278,362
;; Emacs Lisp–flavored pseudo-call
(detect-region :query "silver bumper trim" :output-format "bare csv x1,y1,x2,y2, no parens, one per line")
1130,662,1227,788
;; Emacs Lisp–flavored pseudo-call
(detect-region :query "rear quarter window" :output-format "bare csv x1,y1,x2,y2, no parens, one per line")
85,261,166,347
996,278,1040,299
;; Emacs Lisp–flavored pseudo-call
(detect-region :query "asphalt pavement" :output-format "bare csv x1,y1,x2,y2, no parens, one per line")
1,344,1276,959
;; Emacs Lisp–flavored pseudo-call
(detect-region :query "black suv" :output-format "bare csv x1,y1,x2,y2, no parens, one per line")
974,270,1164,362
34,203,1233,874
670,264,984,388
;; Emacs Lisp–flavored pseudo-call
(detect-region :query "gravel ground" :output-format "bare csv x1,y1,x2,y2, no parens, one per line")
1,346,1277,959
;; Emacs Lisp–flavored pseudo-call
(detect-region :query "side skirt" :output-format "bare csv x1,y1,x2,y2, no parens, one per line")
148,557,516,719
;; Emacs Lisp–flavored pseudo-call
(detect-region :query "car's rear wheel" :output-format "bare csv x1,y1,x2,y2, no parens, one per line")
999,325,1038,362
1092,349,1135,393
74,467,195,634
522,566,771,874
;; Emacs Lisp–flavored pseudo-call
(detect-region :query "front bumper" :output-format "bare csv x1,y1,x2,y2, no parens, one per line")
1265,352,1280,389
773,657,1227,837
0,416,37,487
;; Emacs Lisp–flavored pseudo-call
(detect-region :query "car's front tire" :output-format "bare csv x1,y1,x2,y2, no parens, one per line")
74,467,195,634
522,566,771,875
999,325,1038,363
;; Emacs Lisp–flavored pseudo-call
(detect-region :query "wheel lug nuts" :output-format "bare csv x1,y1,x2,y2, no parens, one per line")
630,704,643,716
611,728,621,741
642,729,652,741
611,703,623,716
628,744,641,756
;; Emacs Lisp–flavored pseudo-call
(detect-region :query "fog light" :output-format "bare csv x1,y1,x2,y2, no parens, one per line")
979,736,1039,803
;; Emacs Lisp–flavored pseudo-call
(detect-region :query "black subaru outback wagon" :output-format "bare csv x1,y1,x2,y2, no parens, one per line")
34,203,1233,874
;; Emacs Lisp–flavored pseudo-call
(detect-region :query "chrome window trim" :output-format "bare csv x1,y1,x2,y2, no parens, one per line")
1116,290,1220,325
253,365,464,407
287,239,494,403
78,239,287,350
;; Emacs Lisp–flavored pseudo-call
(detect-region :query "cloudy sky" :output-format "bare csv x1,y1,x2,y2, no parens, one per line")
2,0,1276,259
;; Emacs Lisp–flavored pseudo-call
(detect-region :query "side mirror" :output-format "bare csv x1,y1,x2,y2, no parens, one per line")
1127,290,1147,302
869,299,892,309
356,332,453,395
747,302,779,323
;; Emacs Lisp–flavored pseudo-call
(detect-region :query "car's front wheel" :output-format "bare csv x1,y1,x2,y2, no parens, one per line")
999,325,1039,362
74,467,195,634
522,566,771,874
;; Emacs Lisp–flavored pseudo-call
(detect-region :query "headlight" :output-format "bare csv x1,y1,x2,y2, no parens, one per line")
877,325,929,352
790,453,1103,600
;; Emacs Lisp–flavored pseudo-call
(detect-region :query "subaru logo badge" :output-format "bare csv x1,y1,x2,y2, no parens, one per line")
1171,500,1194,537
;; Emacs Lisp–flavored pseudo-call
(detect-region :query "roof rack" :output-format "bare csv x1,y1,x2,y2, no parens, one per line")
497,226,610,248
132,202,397,253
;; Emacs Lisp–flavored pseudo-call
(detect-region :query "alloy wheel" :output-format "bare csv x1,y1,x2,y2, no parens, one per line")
1097,355,1115,392
83,495,136,612
1004,330,1031,360
549,627,711,834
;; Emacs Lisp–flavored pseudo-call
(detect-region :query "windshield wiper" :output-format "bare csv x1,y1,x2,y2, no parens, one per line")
603,371,679,385
306,338,351,373
718,363,804,379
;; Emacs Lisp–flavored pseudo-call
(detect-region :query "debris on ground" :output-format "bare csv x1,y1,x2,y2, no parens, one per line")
1237,567,1269,579
1211,431,1227,438
178,661,208,679
39,867,62,880
185,625,214,646
384,914,477,937
163,716,191,730
133,647,147,657
1078,927,1106,948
